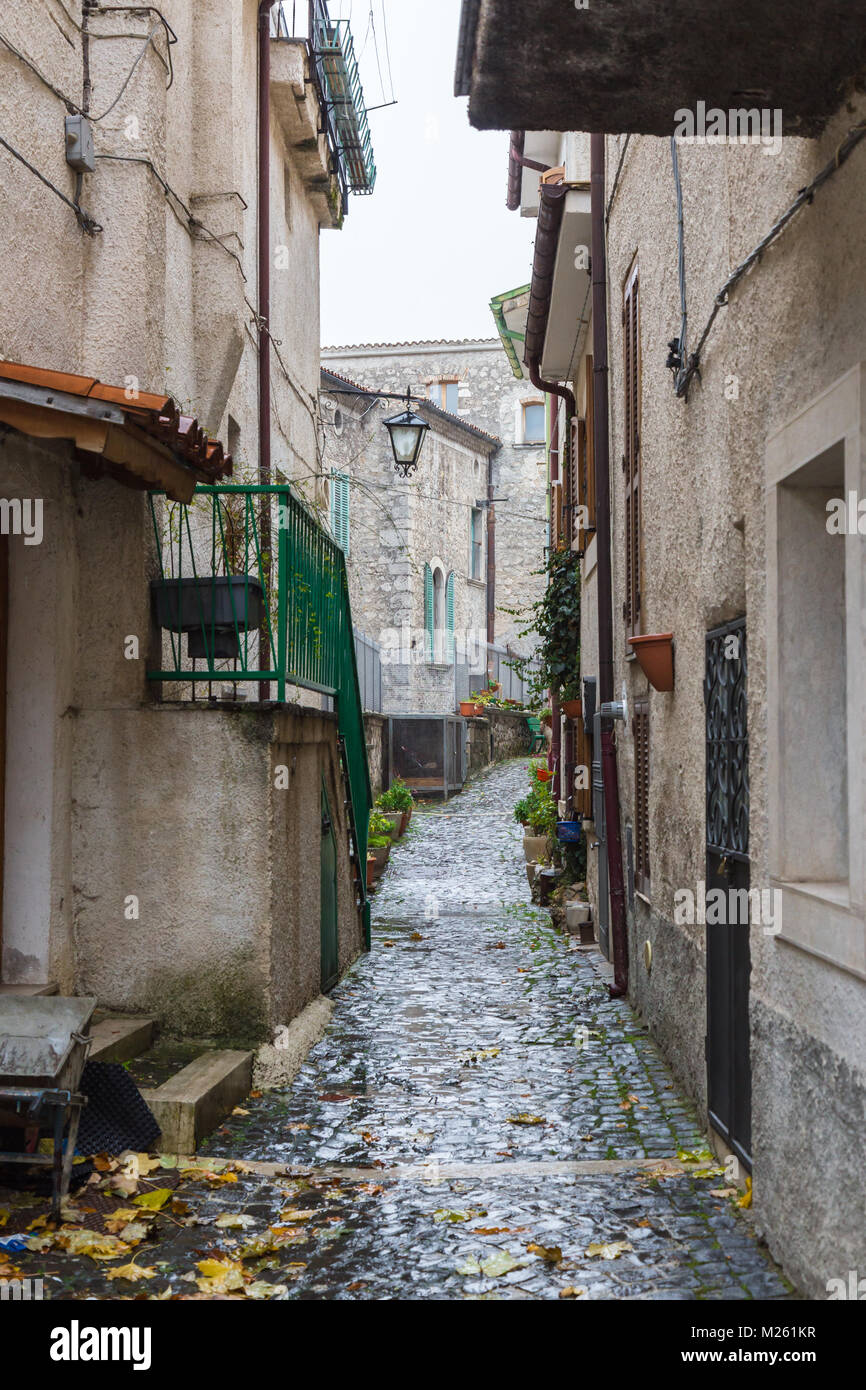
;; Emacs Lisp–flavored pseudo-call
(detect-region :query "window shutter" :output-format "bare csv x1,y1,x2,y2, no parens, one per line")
424,562,434,661
445,572,455,662
330,472,350,555
633,698,650,894
623,266,641,634
574,715,593,819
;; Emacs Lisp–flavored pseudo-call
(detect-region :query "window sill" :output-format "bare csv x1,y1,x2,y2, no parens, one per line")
466,577,486,589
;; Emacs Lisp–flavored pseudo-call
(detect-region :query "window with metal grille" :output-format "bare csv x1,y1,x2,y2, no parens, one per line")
633,698,650,895
329,470,350,555
623,263,641,634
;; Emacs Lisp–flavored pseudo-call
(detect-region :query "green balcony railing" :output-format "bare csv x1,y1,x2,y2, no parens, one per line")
147,483,371,945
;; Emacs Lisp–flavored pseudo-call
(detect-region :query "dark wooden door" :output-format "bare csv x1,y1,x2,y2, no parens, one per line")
705,618,752,1171
320,781,339,993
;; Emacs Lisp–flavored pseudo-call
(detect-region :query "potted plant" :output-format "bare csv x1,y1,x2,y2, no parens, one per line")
470,690,485,715
459,699,477,717
515,766,557,863
560,679,582,721
378,777,414,834
368,811,394,876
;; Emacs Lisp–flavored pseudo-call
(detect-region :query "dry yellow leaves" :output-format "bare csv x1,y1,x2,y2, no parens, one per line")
214,1213,256,1230
106,1261,158,1282
737,1178,753,1209
179,1167,238,1185
527,1242,562,1263
28,1227,131,1260
585,1240,633,1260
506,1113,545,1126
133,1188,172,1212
559,1285,587,1299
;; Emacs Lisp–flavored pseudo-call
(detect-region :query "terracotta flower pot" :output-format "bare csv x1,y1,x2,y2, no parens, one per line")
561,698,582,720
474,704,485,716
459,701,476,717
628,633,675,691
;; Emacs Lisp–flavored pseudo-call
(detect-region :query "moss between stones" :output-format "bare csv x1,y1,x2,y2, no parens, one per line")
145,949,269,1045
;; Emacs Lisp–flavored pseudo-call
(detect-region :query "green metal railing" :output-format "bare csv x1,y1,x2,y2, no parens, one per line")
147,483,371,945
311,4,377,195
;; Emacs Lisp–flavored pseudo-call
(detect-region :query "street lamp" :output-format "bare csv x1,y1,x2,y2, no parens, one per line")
383,388,430,477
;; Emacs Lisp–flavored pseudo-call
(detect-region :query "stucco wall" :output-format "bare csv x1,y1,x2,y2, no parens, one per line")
577,105,866,1294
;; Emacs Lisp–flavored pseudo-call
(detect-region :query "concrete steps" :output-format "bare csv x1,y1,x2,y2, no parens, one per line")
88,1013,156,1063
140,1050,253,1153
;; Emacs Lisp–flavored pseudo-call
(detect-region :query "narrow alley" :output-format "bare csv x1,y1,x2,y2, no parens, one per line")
190,759,790,1300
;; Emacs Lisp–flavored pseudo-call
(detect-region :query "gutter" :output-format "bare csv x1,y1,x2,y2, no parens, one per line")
590,132,628,998
258,1,278,699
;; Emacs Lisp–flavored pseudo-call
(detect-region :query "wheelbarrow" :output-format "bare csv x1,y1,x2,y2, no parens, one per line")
0,997,96,1220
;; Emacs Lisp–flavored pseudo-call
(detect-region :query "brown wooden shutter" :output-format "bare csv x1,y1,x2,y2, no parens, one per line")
584,353,596,532
623,264,641,634
633,698,650,894
573,713,593,819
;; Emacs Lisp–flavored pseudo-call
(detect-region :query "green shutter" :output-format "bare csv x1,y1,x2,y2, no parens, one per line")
424,562,434,661
330,472,350,555
446,571,455,661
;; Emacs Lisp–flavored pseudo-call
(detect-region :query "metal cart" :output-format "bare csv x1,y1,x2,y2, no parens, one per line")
0,997,96,1219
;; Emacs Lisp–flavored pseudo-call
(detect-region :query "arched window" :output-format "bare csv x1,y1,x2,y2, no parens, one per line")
432,567,445,662
424,564,455,664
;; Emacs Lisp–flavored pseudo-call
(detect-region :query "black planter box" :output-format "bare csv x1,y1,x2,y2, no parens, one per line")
151,576,266,661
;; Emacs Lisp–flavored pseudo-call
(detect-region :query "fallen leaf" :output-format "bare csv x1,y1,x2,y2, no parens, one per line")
433,1208,486,1224
479,1250,526,1277
277,1208,314,1223
737,1178,753,1209
286,1123,311,1132
559,1285,587,1299
245,1281,287,1299
133,1188,172,1212
527,1242,562,1263
0,1210,9,1228
179,1168,238,1185
410,932,424,941
238,1227,309,1258
106,1261,158,1282
506,1114,545,1126
709,1188,739,1199
586,1240,633,1260
92,1153,118,1173
457,1046,501,1065
232,1107,251,1117
214,1213,257,1230
29,1227,131,1260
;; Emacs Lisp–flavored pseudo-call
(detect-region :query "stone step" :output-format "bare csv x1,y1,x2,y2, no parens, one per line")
0,982,58,995
88,1014,156,1064
140,1049,253,1153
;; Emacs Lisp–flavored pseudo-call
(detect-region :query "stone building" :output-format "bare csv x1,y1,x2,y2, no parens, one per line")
458,1,866,1296
320,365,498,713
322,340,549,668
0,2,375,1056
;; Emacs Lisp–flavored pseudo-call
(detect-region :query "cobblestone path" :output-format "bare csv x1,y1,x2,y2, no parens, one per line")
199,759,791,1301
5,760,791,1300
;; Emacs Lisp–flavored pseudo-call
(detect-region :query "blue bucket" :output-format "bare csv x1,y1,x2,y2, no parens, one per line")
556,820,583,844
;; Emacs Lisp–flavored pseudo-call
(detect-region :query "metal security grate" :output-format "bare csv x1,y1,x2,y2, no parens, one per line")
705,617,749,859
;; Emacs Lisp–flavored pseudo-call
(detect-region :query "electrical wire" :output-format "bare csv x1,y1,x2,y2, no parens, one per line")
606,133,631,223
677,119,866,397
379,0,395,104
89,22,164,119
0,29,82,112
0,131,101,233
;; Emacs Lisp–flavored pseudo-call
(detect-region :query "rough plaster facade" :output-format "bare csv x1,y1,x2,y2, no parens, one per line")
560,109,866,1295
0,1,366,1036
322,341,549,665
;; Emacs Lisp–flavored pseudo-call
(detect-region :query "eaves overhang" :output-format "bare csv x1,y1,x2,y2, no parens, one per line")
540,188,592,381
457,0,866,137
0,362,232,503
490,284,530,380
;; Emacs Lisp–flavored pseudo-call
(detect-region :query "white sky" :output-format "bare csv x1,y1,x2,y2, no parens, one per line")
320,0,537,348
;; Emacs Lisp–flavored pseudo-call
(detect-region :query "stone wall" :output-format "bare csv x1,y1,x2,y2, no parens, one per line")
487,708,532,760
363,713,388,798
322,342,549,657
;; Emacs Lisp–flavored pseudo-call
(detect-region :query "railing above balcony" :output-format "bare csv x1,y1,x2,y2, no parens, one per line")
273,1,377,204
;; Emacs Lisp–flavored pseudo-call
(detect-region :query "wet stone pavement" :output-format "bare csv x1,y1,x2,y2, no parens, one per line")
4,759,792,1300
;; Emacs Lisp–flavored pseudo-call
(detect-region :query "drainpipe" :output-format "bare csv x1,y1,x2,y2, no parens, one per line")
258,0,278,700
590,132,628,998
486,452,496,651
